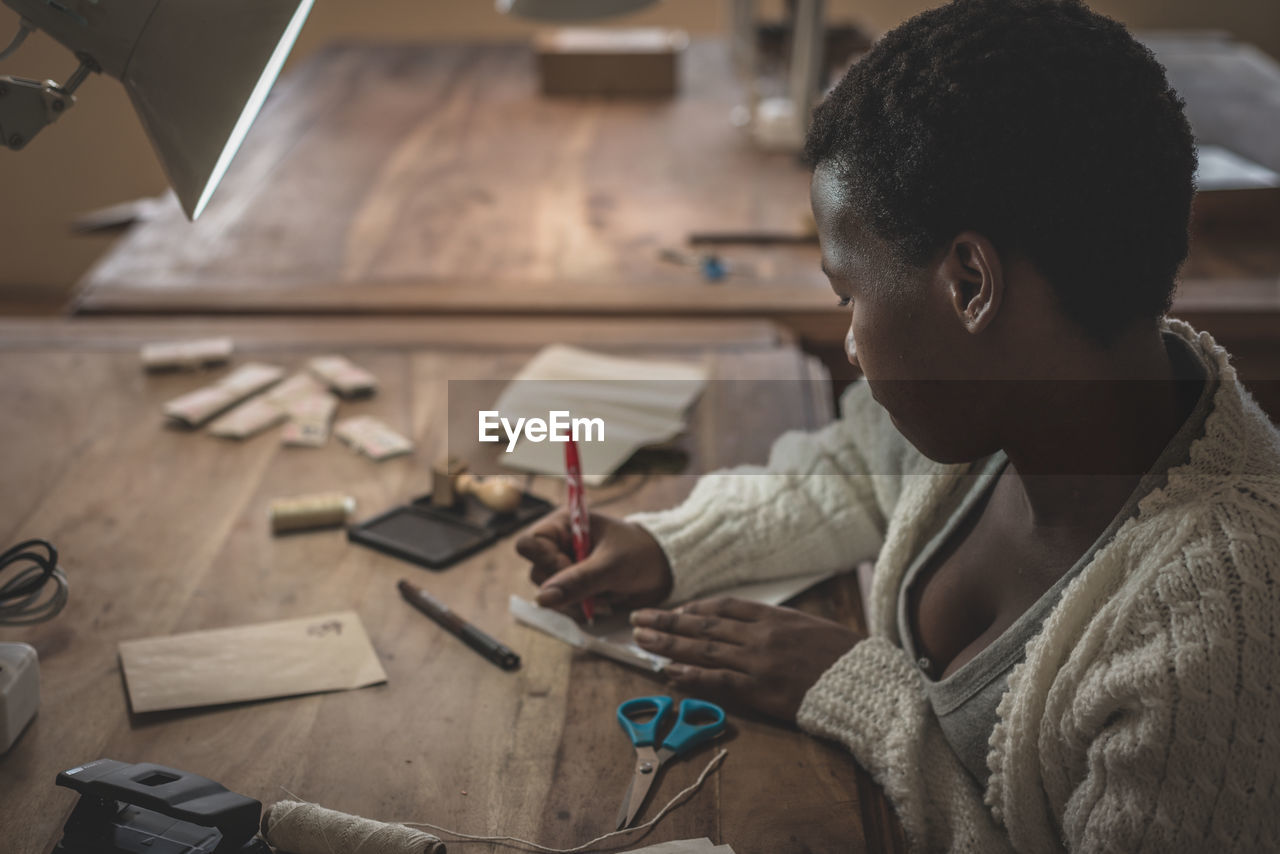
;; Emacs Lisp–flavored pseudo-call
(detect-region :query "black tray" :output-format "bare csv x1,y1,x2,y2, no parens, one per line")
347,490,553,570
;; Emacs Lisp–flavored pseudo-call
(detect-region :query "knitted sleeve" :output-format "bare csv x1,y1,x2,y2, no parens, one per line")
798,638,1016,852
1032,550,1280,853
626,380,912,605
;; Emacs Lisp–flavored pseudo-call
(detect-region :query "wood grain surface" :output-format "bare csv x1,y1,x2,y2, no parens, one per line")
67,37,1280,422
75,41,826,308
73,37,1280,326
0,319,905,854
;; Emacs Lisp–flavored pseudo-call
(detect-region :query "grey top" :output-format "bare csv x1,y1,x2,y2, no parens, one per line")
896,332,1217,786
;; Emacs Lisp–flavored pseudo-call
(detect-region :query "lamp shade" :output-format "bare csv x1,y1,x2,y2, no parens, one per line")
121,0,314,219
497,0,660,22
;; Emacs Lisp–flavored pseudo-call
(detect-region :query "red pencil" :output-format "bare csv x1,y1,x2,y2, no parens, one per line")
564,437,596,624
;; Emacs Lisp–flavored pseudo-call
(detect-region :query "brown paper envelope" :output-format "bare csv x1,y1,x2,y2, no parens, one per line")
118,611,388,713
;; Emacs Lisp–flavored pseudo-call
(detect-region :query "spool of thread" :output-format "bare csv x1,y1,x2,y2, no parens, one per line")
269,492,356,534
262,800,445,854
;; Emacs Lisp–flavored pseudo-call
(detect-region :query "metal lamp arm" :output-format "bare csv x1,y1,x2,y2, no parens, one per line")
0,72,73,149
0,2,99,150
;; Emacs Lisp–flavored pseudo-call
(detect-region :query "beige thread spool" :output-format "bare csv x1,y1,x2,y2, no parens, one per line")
269,492,356,534
262,800,445,854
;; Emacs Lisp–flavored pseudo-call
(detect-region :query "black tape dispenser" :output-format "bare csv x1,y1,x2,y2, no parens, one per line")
53,759,269,854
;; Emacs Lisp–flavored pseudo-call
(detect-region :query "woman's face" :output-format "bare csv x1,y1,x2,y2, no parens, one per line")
811,163,995,464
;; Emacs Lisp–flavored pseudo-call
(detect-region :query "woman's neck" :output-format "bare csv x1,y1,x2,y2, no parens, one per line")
999,324,1200,530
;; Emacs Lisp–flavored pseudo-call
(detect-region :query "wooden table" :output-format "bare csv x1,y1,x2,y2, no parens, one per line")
0,318,905,853
70,36,1280,417
72,41,832,321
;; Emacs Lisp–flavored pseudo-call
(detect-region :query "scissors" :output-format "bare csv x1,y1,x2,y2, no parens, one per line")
614,695,727,830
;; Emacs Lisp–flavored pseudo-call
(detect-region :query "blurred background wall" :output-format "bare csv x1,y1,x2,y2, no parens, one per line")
1,0,1277,304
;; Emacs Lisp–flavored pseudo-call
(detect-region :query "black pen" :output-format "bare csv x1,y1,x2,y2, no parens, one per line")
397,579,521,671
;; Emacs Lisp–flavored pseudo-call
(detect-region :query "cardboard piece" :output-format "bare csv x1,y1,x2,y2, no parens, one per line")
118,611,387,713
163,363,285,428
141,337,234,371
308,354,378,399
535,28,687,97
207,372,331,440
281,393,339,447
334,415,413,461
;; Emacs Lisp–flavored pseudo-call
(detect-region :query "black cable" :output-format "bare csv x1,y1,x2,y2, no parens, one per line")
0,538,67,626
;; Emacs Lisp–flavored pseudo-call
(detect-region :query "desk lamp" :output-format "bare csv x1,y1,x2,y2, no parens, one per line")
0,0,315,220
729,0,825,151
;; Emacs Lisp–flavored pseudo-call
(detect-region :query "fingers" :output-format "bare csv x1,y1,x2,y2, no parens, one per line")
533,552,613,609
516,534,572,585
631,607,753,671
633,627,751,671
515,512,569,558
676,596,769,622
516,512,573,585
630,608,745,644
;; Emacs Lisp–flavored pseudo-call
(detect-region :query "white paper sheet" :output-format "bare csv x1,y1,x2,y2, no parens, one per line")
1196,144,1280,191
510,569,843,674
493,345,708,485
622,839,734,853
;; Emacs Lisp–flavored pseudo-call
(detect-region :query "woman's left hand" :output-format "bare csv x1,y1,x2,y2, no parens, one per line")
630,596,864,722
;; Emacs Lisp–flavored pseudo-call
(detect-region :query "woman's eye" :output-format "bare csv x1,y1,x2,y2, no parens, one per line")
836,297,851,308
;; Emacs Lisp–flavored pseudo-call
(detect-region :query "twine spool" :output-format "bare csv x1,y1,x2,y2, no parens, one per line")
269,492,355,534
262,800,445,854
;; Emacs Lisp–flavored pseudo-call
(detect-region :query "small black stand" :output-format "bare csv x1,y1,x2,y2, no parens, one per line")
347,490,553,570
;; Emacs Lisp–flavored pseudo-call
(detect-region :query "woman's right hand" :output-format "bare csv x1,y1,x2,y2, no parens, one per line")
515,510,674,616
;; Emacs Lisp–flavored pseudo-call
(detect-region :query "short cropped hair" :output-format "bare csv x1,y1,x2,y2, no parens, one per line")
804,0,1197,343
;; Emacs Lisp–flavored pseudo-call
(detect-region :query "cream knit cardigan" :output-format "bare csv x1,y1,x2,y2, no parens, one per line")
629,321,1280,852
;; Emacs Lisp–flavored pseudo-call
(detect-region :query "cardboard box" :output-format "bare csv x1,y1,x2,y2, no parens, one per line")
535,28,688,97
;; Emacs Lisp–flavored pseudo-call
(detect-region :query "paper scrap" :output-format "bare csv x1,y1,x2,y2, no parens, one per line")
207,396,289,439
510,570,843,674
510,595,667,672
208,372,330,440
163,363,285,428
1196,144,1280,191
282,393,339,447
309,354,378,399
141,337,234,371
334,415,413,460
493,345,707,485
118,610,387,714
622,840,734,853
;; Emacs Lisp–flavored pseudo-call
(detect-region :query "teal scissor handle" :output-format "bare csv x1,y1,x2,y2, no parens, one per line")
617,695,675,747
661,698,726,755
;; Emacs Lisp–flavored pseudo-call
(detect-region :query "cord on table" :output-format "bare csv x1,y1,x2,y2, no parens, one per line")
0,538,67,626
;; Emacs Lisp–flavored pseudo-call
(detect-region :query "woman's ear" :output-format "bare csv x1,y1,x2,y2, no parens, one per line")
941,231,1003,334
